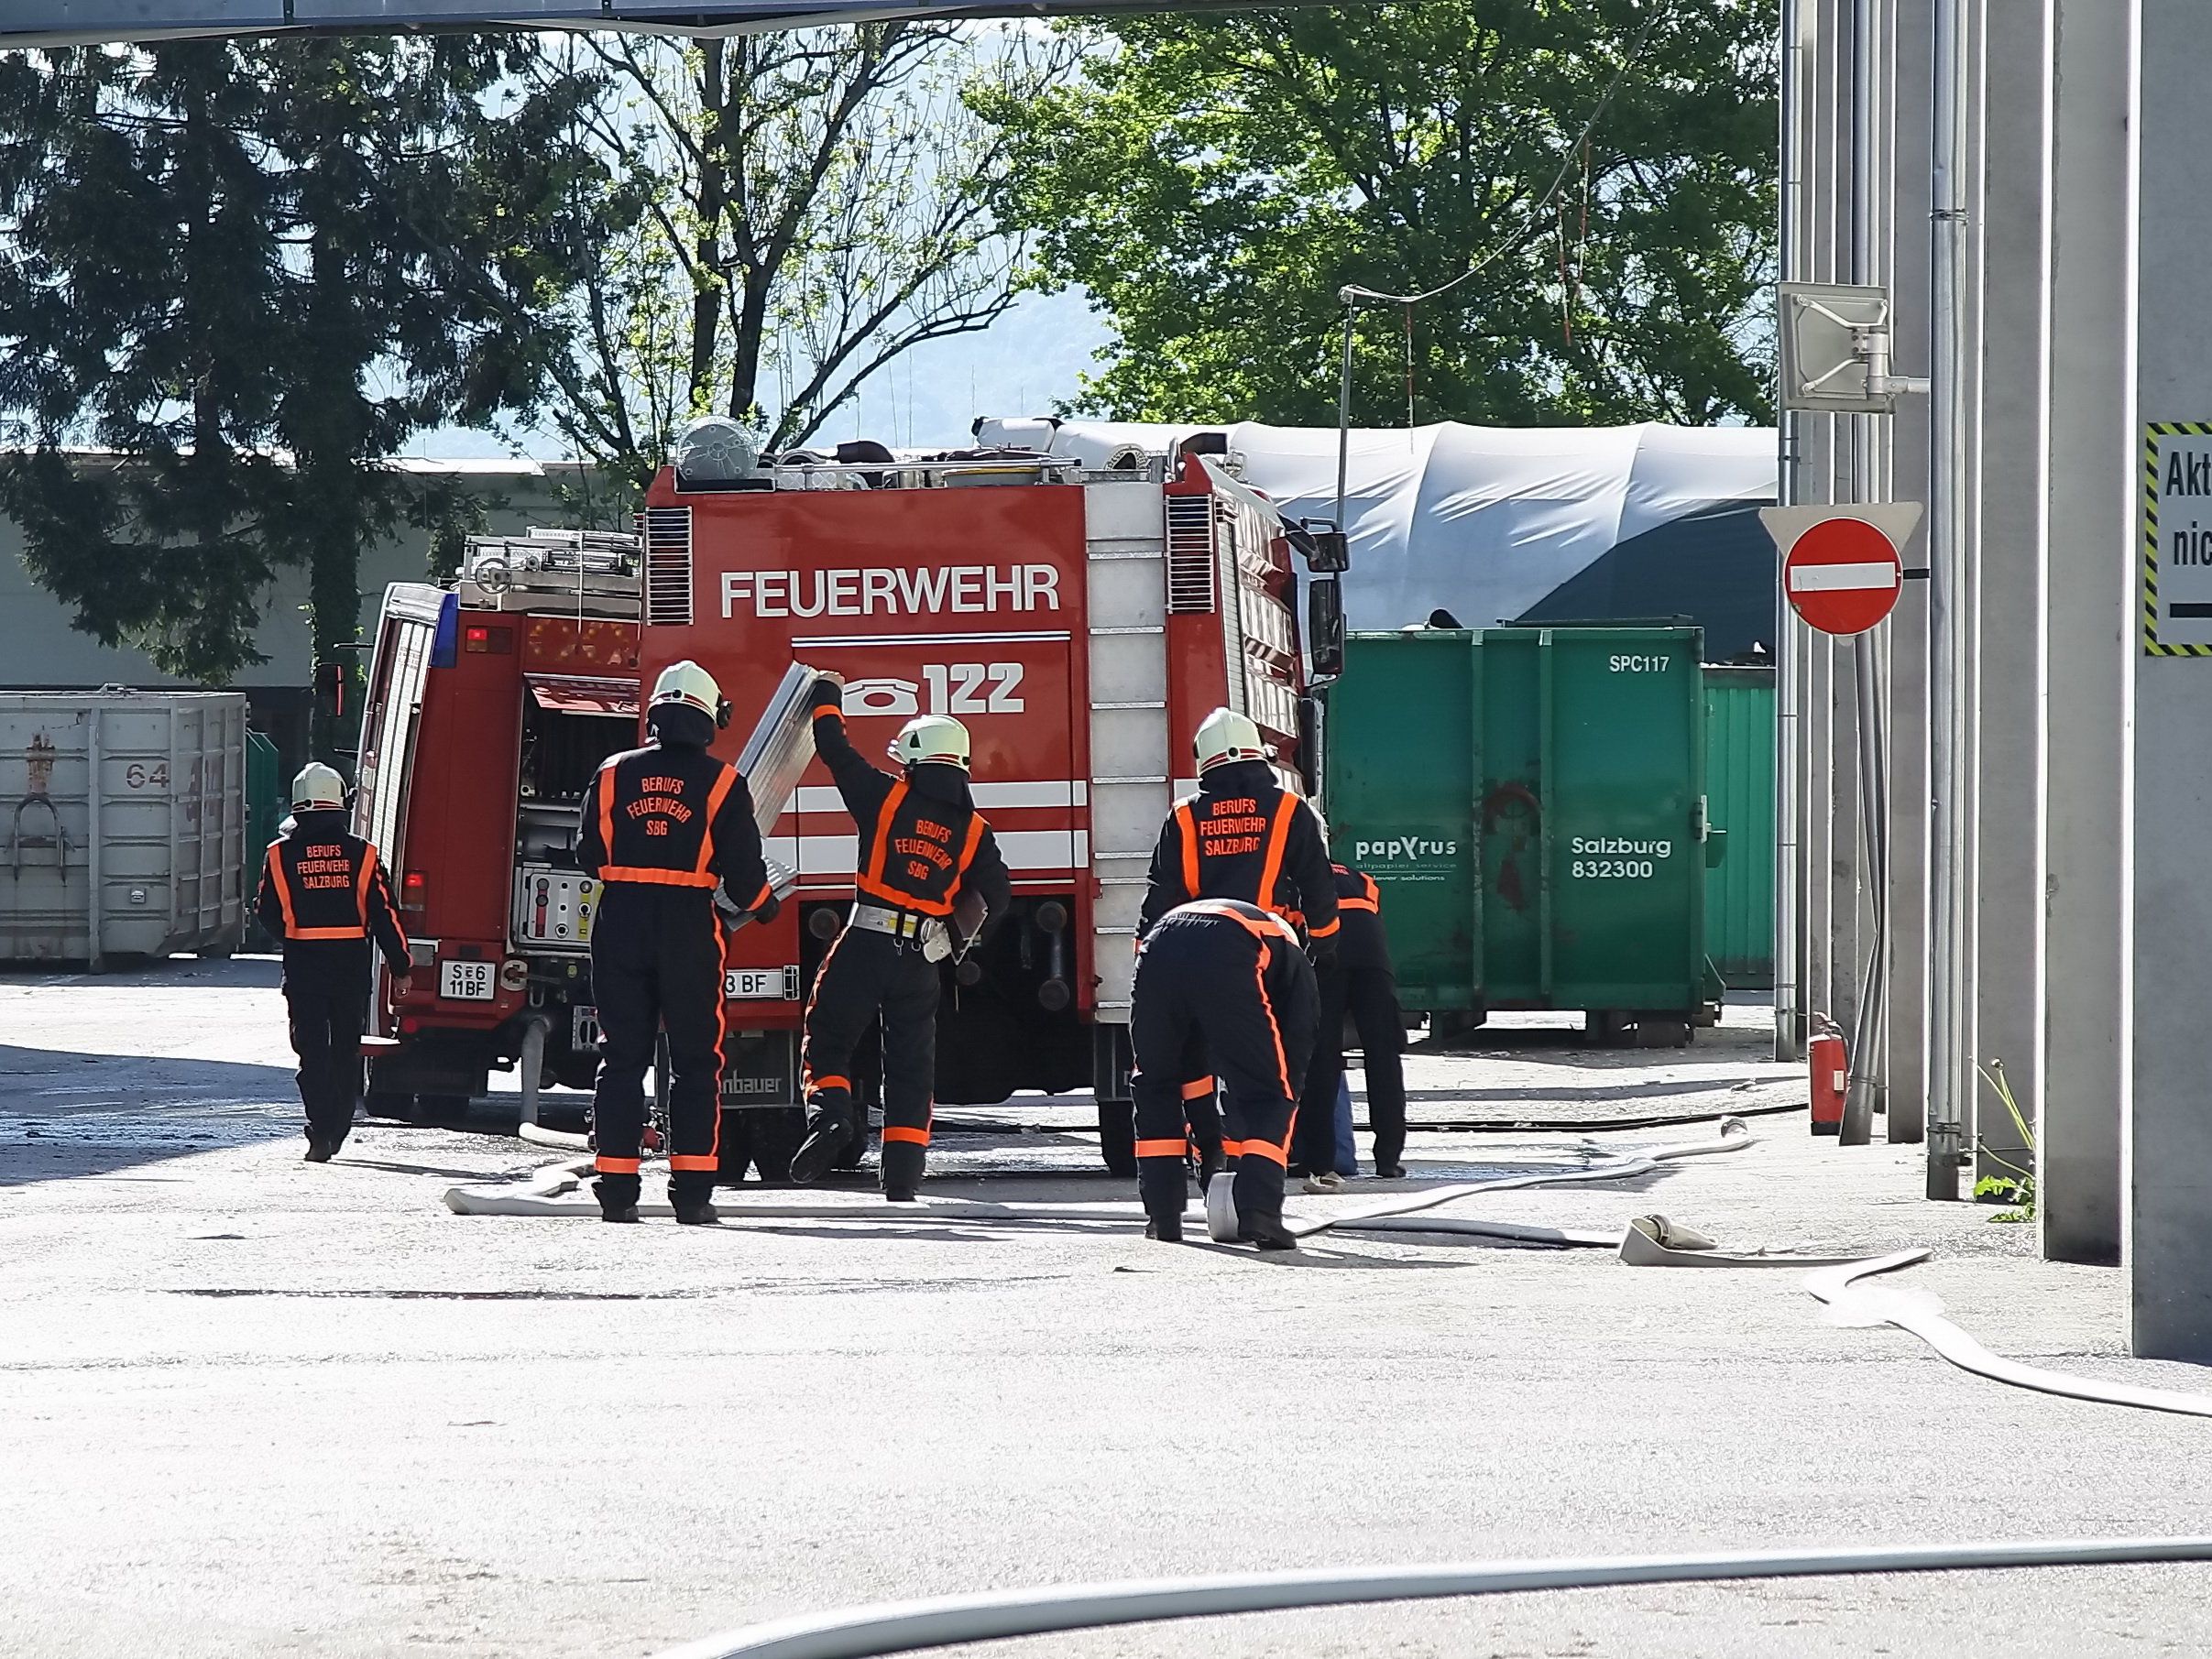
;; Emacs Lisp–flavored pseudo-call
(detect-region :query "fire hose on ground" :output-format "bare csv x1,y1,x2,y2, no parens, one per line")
445,1118,2212,1422
650,1537,2212,1659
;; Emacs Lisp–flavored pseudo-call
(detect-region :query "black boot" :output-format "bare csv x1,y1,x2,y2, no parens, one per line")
1144,1210,1184,1242
880,1138,925,1202
1238,1208,1299,1251
1138,1161,1188,1243
302,1139,335,1163
596,1175,641,1224
790,1097,854,1185
673,1198,720,1226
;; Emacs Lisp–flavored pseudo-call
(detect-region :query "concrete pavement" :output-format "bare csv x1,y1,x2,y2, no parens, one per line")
4,960,2208,1657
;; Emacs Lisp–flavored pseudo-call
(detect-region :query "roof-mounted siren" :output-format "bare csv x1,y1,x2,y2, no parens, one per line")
672,415,772,492
1777,281,1931,412
974,415,1060,451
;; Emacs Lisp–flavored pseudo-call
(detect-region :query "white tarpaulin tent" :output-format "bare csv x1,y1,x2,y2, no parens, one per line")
973,417,1780,655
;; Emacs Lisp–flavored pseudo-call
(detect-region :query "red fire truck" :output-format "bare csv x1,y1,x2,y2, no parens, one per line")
631,441,1343,1173
352,531,651,1130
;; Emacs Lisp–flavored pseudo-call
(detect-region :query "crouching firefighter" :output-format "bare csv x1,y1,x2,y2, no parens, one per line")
790,677,1012,1198
255,763,412,1162
578,660,775,1225
1129,898,1319,1249
1136,707,1339,1184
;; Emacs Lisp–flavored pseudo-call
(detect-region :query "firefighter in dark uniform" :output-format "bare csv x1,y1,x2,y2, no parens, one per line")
1133,707,1339,1188
255,763,412,1162
1293,861,1410,1183
789,677,1013,1199
1130,898,1318,1249
577,660,774,1225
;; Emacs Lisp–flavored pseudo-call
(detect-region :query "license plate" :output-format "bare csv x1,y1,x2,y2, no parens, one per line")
439,959,497,1001
724,967,800,1000
573,1005,600,1052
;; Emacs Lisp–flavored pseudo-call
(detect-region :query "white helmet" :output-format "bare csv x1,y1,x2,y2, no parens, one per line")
290,762,346,812
890,713,971,771
1193,707,1267,773
652,660,729,728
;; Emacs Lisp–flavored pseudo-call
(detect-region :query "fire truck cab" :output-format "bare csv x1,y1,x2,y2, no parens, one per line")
354,531,644,1121
634,439,1341,1173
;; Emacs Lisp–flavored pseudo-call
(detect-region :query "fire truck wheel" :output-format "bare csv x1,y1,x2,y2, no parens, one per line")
745,1108,807,1184
364,1086,415,1122
715,1108,752,1186
416,1094,473,1125
1096,1097,1138,1177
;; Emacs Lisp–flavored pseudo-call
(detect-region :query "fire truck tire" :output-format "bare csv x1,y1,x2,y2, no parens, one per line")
1096,1096,1138,1176
745,1108,807,1184
417,1094,473,1123
364,1086,415,1121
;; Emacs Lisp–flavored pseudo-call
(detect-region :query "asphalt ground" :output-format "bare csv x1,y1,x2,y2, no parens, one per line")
4,958,2209,1658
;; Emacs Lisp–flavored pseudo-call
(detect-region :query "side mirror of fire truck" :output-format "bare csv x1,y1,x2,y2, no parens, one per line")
1307,578,1346,680
1289,518,1351,573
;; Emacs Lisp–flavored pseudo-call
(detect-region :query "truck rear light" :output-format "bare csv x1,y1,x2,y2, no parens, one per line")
401,869,428,911
463,624,514,654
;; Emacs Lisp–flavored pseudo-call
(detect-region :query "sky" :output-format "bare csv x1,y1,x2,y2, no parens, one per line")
409,287,1116,463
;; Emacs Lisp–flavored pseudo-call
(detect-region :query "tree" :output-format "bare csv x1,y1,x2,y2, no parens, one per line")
0,38,597,739
529,24,1074,501
979,0,1778,430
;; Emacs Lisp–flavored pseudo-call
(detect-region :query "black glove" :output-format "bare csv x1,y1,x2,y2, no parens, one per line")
809,677,842,713
1309,935,1338,970
751,891,783,927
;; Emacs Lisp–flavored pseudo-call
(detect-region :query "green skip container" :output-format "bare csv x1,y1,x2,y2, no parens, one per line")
1323,626,1725,1042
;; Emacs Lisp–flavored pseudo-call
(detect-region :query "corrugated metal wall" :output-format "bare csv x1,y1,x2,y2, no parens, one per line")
1702,667,1776,986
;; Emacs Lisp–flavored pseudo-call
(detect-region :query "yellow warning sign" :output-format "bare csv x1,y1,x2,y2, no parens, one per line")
2143,421,2212,657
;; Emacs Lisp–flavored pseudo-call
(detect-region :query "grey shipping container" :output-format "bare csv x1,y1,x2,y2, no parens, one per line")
0,690,249,966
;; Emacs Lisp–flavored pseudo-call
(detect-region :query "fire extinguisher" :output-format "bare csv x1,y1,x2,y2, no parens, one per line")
1810,1019,1846,1136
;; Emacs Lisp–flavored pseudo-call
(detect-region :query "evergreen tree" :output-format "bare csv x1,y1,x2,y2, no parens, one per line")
0,38,597,752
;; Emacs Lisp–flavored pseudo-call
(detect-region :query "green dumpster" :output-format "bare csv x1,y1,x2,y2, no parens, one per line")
245,729,283,948
1323,626,1722,1042
1701,666,1775,988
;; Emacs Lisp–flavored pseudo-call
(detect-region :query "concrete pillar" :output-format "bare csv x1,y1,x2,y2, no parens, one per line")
1966,0,2047,1193
2038,0,2130,1262
1884,0,1935,1143
2130,0,2212,1359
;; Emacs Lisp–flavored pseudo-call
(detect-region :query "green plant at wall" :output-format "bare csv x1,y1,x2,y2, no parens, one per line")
1974,1058,2035,1224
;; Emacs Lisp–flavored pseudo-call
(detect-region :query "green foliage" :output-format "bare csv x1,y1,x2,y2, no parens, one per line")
978,0,1779,428
1974,1059,2036,1223
0,38,597,709
531,24,1071,489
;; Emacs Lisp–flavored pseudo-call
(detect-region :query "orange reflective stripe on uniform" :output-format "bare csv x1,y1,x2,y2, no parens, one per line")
595,1155,641,1174
1236,1136,1289,1168
863,780,906,895
955,813,985,876
668,1154,718,1171
805,1074,851,1096
882,1126,930,1146
1180,1076,1215,1100
1255,794,1296,912
355,843,377,915
1176,802,1200,897
694,766,738,880
1135,1139,1188,1158
598,866,717,889
266,846,299,933
597,766,617,863
1253,939,1293,1097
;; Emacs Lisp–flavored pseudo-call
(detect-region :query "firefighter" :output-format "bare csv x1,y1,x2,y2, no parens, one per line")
789,676,1013,1199
578,660,774,1226
1130,898,1318,1248
1292,861,1410,1184
255,763,412,1162
1134,707,1339,1182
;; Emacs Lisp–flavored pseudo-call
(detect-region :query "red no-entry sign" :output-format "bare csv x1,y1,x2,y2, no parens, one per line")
1759,505,1923,637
